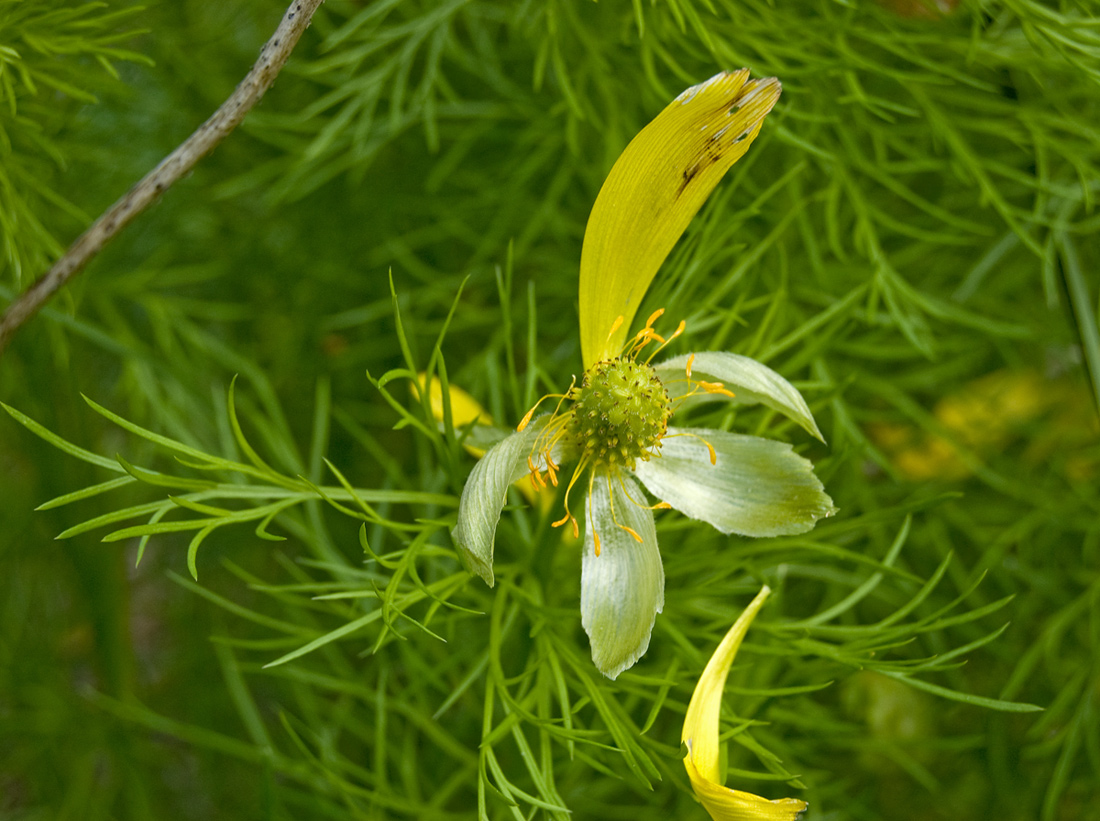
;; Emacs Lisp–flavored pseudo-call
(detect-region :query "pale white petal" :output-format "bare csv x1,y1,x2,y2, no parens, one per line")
634,427,836,537
581,470,665,679
655,352,824,442
450,419,547,586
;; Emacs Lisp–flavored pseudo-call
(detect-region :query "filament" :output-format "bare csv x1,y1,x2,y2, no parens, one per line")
552,455,590,539
606,472,643,543
664,430,718,465
616,471,673,511
644,320,686,363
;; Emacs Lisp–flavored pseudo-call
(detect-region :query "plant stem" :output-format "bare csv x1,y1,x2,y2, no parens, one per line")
0,0,326,355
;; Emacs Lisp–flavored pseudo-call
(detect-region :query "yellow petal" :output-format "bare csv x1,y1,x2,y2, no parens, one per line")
682,586,771,780
417,374,494,429
416,374,553,509
415,374,494,456
682,586,808,821
685,756,807,821
579,71,782,366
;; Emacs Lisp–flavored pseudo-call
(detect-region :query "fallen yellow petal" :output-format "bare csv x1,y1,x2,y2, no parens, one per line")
685,761,808,821
682,586,807,820
579,70,781,367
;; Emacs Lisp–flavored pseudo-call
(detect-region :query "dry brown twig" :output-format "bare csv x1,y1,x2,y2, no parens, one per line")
0,0,326,355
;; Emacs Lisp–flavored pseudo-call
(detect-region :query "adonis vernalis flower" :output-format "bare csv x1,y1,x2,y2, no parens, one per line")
451,70,835,678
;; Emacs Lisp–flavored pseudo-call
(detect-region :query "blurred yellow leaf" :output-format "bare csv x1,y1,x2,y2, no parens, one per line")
869,368,1098,481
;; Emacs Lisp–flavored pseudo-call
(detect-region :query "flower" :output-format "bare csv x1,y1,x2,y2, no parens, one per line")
682,586,808,820
451,70,836,678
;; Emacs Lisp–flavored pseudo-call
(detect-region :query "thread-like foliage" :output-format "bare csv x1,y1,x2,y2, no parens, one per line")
0,0,148,284
1,1,1098,820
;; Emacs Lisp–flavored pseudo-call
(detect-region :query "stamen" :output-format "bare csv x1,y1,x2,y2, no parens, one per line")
665,369,740,418
627,329,661,359
616,472,676,512
666,431,719,465
605,315,624,344
645,319,687,363
529,469,546,491
551,510,575,532
552,457,589,539
644,308,665,329
517,376,577,432
550,375,578,416
698,380,735,398
529,412,574,476
607,472,644,543
545,458,559,487
584,470,598,550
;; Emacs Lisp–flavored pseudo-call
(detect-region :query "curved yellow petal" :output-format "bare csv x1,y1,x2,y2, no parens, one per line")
682,585,771,782
579,71,782,366
685,755,807,821
415,374,494,456
682,586,808,821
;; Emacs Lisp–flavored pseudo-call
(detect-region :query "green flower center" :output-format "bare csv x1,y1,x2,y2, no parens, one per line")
569,359,672,470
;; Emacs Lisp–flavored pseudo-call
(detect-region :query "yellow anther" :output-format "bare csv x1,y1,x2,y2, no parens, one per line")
594,531,602,557
686,354,695,378
699,380,735,398
645,308,665,329
606,315,624,344
604,472,647,544
517,379,577,433
551,458,589,541
644,317,688,363
665,430,719,466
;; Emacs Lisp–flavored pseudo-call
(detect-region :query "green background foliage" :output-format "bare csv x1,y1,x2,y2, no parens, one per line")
2,0,1099,819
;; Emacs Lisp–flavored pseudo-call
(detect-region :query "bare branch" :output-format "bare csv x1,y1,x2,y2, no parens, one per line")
0,0,326,355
